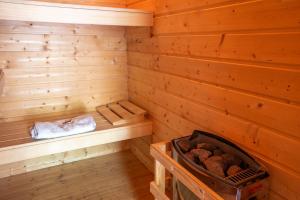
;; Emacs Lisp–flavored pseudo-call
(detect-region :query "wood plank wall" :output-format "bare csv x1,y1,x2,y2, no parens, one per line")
0,0,128,176
126,1,300,199
0,20,128,122
0,140,130,178
36,0,126,7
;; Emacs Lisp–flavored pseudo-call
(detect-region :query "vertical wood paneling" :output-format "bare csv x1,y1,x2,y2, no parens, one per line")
127,0,300,199
0,20,128,121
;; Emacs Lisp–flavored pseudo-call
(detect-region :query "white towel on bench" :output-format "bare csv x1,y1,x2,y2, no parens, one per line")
31,115,97,139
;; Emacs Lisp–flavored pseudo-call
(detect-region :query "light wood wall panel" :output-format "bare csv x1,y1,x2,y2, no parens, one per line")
0,140,130,178
0,70,3,95
37,0,126,7
126,0,155,11
127,0,300,199
0,20,128,121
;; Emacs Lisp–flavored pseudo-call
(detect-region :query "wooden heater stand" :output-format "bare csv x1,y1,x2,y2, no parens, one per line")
150,141,224,200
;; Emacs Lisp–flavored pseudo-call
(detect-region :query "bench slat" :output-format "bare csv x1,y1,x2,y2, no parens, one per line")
118,101,146,115
96,106,125,126
108,103,134,119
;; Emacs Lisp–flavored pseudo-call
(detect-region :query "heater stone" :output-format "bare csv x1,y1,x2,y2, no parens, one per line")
204,155,226,178
196,143,217,151
227,165,242,176
190,148,212,163
177,139,192,153
222,153,242,166
184,151,195,162
213,149,223,156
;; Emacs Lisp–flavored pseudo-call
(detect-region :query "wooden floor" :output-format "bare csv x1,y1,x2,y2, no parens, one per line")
0,151,154,200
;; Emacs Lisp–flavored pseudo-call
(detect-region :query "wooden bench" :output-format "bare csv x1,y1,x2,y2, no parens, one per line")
0,101,152,166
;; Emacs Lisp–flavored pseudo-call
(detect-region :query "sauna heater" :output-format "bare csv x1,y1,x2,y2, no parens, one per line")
171,130,269,200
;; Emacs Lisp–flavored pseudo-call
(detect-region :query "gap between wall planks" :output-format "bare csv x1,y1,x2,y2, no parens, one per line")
126,0,300,200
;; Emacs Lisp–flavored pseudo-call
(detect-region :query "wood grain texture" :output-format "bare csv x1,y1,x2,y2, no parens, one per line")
128,67,300,138
127,0,155,12
0,21,128,121
130,136,154,173
0,0,153,27
97,105,124,125
0,69,3,95
128,81,300,175
96,100,146,125
0,140,130,178
154,0,300,34
127,0,300,199
0,150,154,200
151,142,224,200
0,111,152,165
37,0,126,7
129,91,300,200
128,33,300,65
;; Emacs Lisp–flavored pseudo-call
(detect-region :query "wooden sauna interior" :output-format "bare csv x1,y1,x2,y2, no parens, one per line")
0,0,299,199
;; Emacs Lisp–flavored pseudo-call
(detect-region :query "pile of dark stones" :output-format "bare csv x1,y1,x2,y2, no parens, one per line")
177,139,248,178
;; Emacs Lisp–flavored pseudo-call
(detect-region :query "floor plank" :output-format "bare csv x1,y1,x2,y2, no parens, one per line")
0,151,154,200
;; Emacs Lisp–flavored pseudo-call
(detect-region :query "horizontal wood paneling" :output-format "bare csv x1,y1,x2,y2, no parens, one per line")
130,136,154,172
0,141,130,178
154,0,300,34
0,1,153,27
126,0,155,11
0,92,127,120
0,21,128,121
128,33,300,66
126,0,143,5
3,66,126,84
127,0,300,199
154,0,247,15
127,52,300,103
0,34,127,52
0,52,126,69
1,79,126,101
129,90,300,200
37,0,126,7
0,20,126,35
129,66,300,138
128,78,300,173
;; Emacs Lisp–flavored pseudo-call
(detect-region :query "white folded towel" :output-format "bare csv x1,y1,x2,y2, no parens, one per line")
31,115,97,139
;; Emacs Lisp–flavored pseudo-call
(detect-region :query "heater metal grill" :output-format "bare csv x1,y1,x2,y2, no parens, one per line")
225,168,266,186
